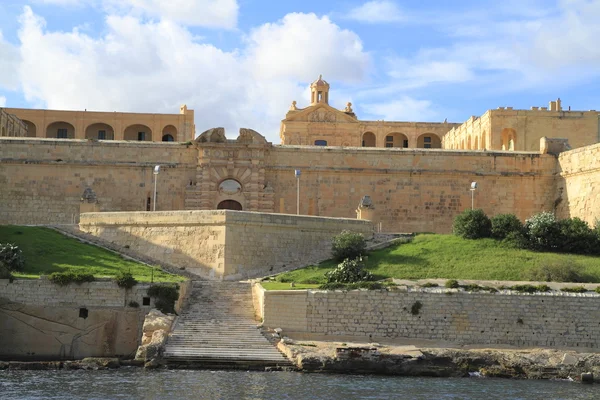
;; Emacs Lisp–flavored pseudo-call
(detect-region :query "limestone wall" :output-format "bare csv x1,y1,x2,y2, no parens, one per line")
79,210,373,280
266,146,557,232
0,279,154,360
0,138,197,225
257,286,600,349
556,143,600,225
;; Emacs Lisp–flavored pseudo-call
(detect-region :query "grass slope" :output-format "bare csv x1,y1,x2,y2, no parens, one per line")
0,226,184,282
262,234,600,290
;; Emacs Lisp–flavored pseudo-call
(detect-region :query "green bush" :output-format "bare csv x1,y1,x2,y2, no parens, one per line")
0,243,25,272
557,218,598,255
48,271,95,286
0,264,14,281
526,260,587,283
595,287,600,294
420,282,439,288
525,212,561,251
502,230,530,249
445,279,460,289
319,281,384,291
115,272,138,288
148,283,179,314
452,209,491,239
490,214,523,240
325,258,372,283
331,230,367,262
509,284,550,293
128,301,140,308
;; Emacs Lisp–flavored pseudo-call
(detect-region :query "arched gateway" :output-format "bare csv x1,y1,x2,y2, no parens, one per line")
217,200,243,210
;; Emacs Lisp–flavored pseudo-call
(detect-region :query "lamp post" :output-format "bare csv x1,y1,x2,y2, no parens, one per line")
153,165,160,211
470,181,478,210
295,169,301,215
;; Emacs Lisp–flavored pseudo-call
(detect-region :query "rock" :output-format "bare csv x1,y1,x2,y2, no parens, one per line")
81,357,120,369
0,361,9,370
142,309,175,333
144,359,163,369
561,353,578,366
274,328,283,334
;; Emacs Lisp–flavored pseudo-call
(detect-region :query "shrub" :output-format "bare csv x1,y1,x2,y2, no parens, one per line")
445,279,460,289
490,214,523,240
331,230,367,262
452,209,491,239
318,282,347,290
420,282,439,288
325,258,372,283
49,271,95,286
557,218,598,255
509,284,550,293
128,301,140,308
148,283,179,314
410,301,422,315
595,287,600,294
319,281,384,291
561,286,588,293
502,230,530,249
0,264,14,281
115,272,138,289
526,260,587,283
0,243,25,272
525,212,560,251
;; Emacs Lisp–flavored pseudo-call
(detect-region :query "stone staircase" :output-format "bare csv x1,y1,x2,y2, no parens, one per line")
163,281,291,369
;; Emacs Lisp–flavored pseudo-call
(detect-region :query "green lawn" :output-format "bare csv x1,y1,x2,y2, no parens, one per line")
262,234,600,289
0,226,185,282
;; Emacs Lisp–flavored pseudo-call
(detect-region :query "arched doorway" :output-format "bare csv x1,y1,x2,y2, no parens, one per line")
417,133,441,148
385,132,408,148
162,125,177,142
85,122,114,140
23,120,37,137
217,200,242,210
46,121,75,138
362,132,376,147
124,124,152,141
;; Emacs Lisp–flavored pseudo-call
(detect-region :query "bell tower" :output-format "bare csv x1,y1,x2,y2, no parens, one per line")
310,75,330,105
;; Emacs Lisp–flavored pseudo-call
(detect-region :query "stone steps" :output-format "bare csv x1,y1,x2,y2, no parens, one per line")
163,281,291,369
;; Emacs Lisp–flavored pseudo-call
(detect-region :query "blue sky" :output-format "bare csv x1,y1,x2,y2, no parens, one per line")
1,0,599,141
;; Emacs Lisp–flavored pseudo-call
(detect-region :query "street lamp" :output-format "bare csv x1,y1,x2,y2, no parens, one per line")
295,169,301,215
153,165,160,211
470,181,478,210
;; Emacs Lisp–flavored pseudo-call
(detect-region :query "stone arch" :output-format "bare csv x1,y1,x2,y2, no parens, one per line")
22,120,37,137
417,133,441,148
461,139,465,149
467,136,472,150
217,200,242,210
85,122,114,140
124,124,152,141
196,127,226,143
46,121,75,139
501,128,517,151
474,136,479,150
162,125,177,142
362,132,376,147
385,132,408,148
481,132,486,150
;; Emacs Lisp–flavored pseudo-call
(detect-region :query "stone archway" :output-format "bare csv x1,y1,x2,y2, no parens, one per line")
362,132,376,147
46,121,75,139
417,133,441,148
85,122,115,140
124,124,152,141
217,200,243,210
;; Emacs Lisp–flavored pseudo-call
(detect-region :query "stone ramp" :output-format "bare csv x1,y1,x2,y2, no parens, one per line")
164,281,291,369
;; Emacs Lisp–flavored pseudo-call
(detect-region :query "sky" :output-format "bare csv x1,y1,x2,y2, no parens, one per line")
1,0,600,142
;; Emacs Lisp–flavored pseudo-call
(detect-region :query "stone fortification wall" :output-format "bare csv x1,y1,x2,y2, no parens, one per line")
256,286,600,349
0,279,154,360
556,143,600,226
79,210,373,280
265,146,557,233
0,138,196,225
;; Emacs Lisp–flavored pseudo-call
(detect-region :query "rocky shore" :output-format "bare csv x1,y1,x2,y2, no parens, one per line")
0,358,143,370
277,339,600,382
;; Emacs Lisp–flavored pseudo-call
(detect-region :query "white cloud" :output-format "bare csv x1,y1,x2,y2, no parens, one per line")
246,13,369,82
0,96,6,107
14,7,370,141
345,1,405,23
0,31,20,91
362,97,437,121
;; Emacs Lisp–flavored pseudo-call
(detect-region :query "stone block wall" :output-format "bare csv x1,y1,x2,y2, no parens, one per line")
556,143,600,226
79,210,373,280
0,279,154,360
0,138,196,225
256,286,600,349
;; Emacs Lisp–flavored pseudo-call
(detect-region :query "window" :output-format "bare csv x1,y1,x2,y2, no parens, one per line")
314,140,327,146
162,134,174,142
146,197,151,211
385,143,393,148
142,297,151,306
386,136,393,142
98,130,106,140
424,144,431,149
137,132,145,141
403,139,409,148
57,128,68,138
424,136,432,143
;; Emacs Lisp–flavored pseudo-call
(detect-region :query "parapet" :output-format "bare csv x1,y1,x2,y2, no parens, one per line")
540,137,571,155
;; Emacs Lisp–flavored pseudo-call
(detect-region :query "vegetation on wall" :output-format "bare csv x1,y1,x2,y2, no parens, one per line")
148,283,180,314
49,271,95,286
115,272,138,288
